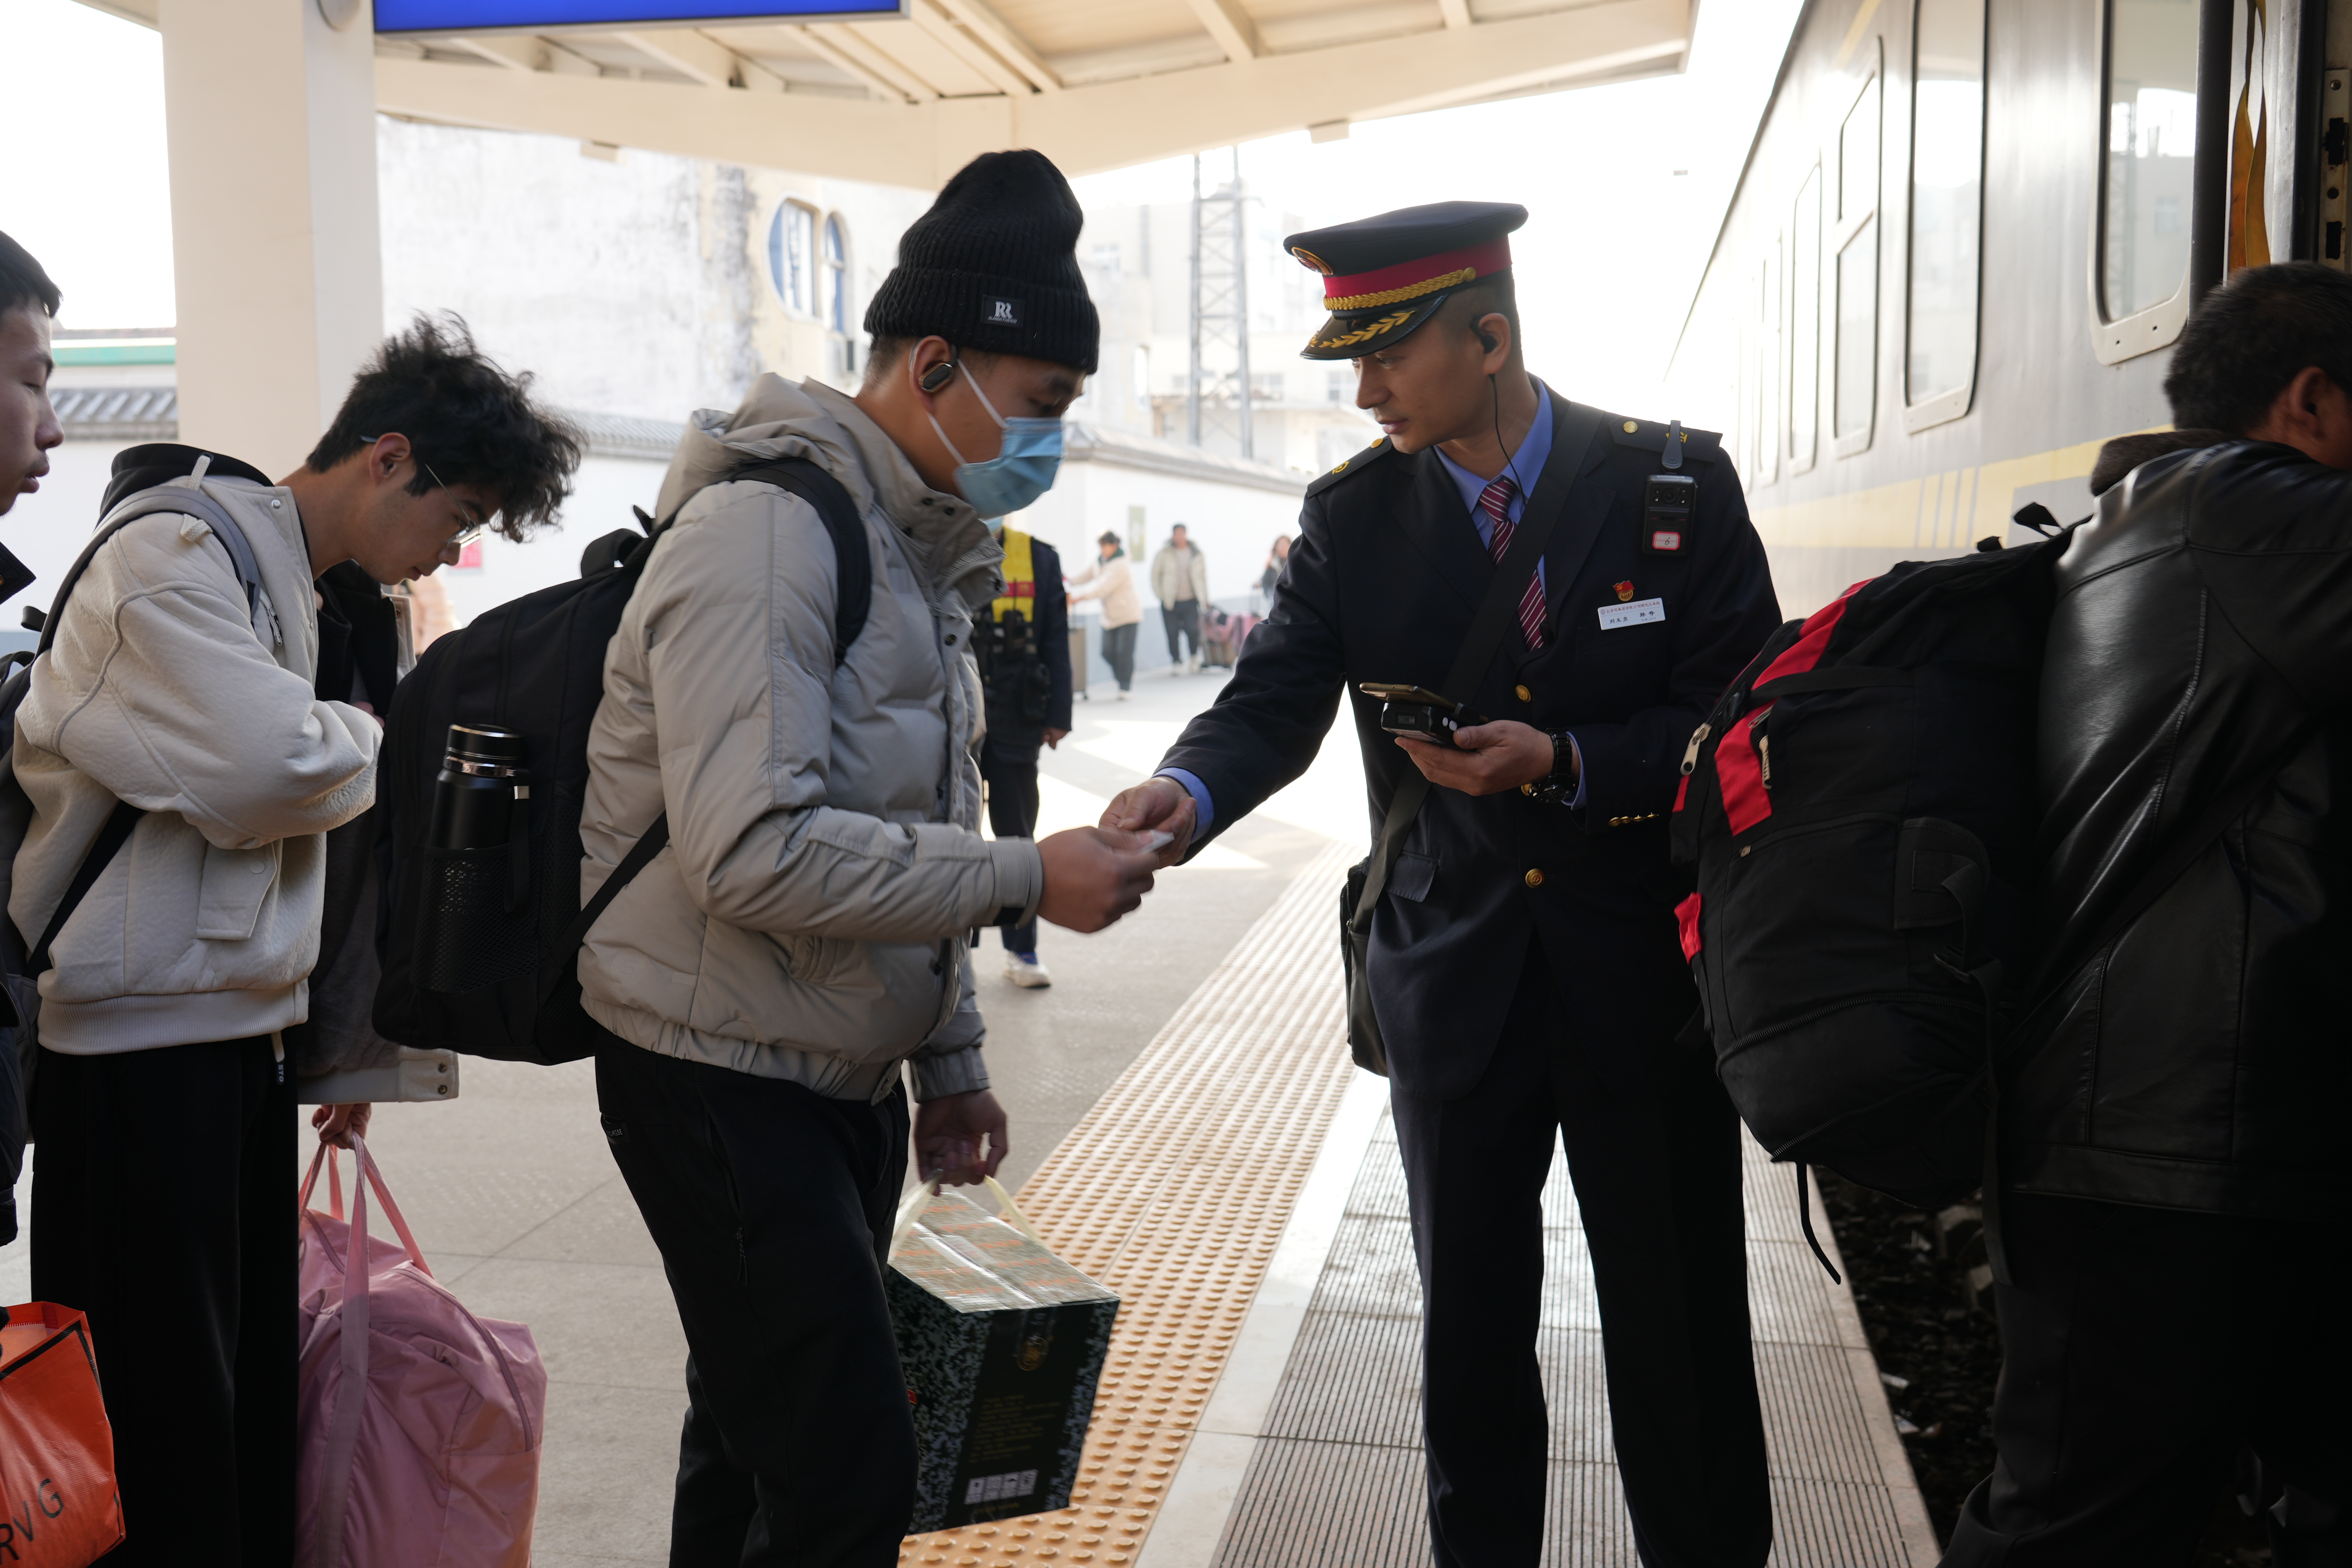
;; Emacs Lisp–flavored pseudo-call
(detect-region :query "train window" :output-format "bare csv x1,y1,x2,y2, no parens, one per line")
1842,76,1881,223
1905,0,1985,430
2094,0,2198,361
1790,166,1821,474
1835,221,1879,445
1834,53,1882,455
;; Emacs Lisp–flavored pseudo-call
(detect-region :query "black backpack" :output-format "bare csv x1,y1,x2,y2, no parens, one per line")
372,457,870,1065
1669,533,2063,1235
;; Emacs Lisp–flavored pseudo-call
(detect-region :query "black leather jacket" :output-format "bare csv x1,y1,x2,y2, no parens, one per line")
2016,437,2352,1216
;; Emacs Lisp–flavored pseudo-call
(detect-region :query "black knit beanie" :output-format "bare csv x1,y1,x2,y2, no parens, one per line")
864,149,1100,374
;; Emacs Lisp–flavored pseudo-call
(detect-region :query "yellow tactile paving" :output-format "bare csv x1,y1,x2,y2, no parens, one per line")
900,839,1359,1566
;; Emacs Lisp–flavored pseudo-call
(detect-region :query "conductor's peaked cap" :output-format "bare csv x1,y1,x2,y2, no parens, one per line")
1286,201,1528,360
865,149,1101,374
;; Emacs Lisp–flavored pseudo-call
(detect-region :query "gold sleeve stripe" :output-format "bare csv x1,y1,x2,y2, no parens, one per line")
1323,266,1478,311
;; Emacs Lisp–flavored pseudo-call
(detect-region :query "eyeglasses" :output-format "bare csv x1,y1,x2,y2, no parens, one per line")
362,437,487,547
421,458,487,548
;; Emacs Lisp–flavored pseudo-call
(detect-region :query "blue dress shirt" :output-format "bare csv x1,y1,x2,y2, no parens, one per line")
1158,383,1585,833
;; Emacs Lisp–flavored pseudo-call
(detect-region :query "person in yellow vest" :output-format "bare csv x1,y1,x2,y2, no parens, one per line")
978,521,1073,986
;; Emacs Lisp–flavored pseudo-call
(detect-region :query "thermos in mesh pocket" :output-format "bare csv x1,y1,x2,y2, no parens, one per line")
414,846,539,992
416,724,537,993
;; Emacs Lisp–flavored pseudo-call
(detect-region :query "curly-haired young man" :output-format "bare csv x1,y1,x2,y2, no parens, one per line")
16,314,579,1568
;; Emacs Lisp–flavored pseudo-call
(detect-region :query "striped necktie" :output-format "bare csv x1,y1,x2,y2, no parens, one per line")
1477,475,1547,649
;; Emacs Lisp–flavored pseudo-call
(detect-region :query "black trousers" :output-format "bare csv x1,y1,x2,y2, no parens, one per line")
594,1036,914,1567
30,1036,296,1568
1390,939,1769,1568
980,735,1041,954
1941,1193,2352,1567
1101,622,1137,691
1163,599,1200,663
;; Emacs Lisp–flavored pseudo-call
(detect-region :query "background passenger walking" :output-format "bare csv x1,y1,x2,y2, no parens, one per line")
977,520,1073,987
1151,522,1209,672
1259,532,1291,615
1068,529,1139,697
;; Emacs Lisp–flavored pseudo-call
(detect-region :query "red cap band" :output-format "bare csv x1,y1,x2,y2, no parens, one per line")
1318,237,1513,310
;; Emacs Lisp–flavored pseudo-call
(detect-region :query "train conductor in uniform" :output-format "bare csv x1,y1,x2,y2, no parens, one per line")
1105,203,1783,1565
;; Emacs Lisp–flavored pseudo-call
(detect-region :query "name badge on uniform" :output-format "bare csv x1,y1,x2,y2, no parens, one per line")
1597,597,1666,631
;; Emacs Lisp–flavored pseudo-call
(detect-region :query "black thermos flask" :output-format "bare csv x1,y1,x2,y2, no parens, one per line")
429,724,529,851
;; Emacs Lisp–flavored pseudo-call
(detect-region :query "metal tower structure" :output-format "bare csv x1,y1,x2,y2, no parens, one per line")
1186,149,1253,459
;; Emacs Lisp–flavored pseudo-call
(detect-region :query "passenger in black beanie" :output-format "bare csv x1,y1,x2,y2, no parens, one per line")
579,147,1159,1567
864,147,1101,372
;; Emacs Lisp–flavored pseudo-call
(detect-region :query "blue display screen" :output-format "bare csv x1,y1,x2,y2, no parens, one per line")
376,0,901,33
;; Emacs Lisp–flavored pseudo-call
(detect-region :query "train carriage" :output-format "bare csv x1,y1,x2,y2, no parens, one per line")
1673,0,2344,616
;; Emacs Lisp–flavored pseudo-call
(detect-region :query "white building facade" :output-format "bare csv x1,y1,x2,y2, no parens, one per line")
34,117,1350,689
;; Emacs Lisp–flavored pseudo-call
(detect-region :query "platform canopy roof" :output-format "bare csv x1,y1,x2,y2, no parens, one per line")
79,0,1693,187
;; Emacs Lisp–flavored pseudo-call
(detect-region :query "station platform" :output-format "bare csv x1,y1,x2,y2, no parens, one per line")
900,834,1939,1568
0,667,1940,1565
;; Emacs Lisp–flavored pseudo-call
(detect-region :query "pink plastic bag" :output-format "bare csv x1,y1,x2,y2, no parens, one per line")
297,1137,545,1568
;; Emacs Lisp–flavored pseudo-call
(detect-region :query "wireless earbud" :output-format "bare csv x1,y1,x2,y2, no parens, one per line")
918,358,957,394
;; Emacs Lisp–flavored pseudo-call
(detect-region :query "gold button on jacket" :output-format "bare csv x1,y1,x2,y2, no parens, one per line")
1523,869,1544,888
1514,683,1532,703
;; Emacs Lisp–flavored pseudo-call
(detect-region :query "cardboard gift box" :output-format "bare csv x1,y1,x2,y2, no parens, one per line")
887,1181,1119,1531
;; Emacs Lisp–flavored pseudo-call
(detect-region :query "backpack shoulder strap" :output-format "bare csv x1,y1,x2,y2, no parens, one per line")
725,457,872,664
51,480,270,651
544,812,671,982
24,799,143,978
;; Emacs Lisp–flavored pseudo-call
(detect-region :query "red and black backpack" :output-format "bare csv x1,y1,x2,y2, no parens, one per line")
1669,532,2064,1216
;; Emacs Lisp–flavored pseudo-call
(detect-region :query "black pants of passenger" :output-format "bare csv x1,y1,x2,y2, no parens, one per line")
30,1036,295,1568
1163,599,1200,664
980,735,1041,954
1941,1193,2352,1568
1390,938,1769,1568
1101,622,1136,691
593,1035,915,1568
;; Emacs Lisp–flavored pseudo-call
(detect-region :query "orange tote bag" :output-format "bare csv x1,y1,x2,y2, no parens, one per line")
0,1303,126,1566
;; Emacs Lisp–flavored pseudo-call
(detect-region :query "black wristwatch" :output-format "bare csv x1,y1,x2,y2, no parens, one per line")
1521,730,1580,806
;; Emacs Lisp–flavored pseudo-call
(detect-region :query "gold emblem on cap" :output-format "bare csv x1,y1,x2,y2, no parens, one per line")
1307,308,1415,350
1291,247,1333,275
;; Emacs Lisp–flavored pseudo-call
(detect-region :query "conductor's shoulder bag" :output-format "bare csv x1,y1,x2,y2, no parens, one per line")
1340,404,1602,1076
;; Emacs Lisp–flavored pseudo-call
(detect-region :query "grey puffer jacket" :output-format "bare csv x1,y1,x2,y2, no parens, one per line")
577,376,1042,1102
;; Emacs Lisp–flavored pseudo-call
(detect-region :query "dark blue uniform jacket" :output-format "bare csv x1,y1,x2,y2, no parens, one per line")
1159,385,1781,1097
